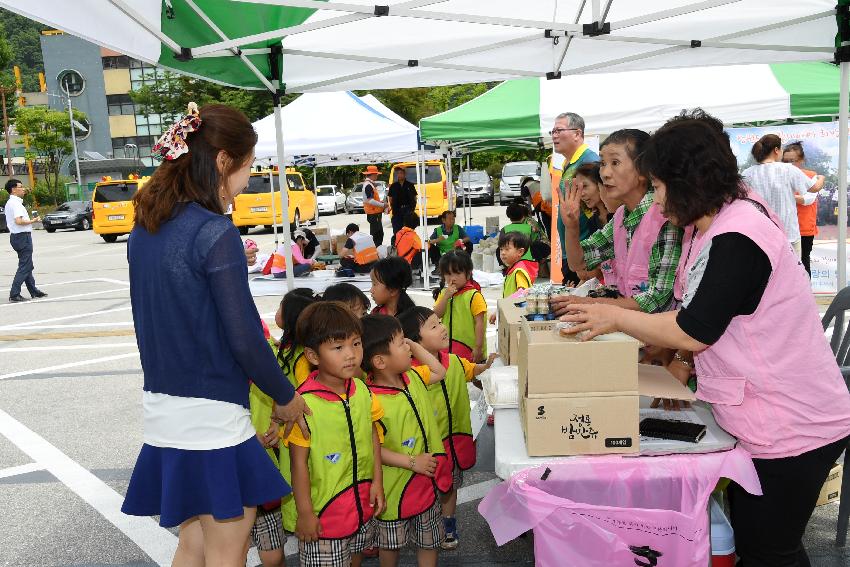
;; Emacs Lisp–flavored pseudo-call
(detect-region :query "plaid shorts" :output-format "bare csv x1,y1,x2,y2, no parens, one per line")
298,521,375,567
250,506,285,551
376,500,444,550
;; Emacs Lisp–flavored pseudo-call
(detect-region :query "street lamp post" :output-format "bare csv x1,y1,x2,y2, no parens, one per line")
64,76,82,190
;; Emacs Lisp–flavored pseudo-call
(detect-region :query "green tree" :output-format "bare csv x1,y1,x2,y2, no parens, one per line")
14,105,87,205
0,9,46,91
130,71,296,122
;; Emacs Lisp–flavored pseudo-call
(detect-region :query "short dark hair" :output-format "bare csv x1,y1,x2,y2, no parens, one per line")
751,134,781,163
438,249,473,277
5,179,22,193
783,141,805,161
398,306,435,343
322,282,370,313
403,211,419,230
360,314,402,373
505,199,529,222
438,210,455,221
296,301,363,353
498,230,531,253
345,223,359,234
277,288,318,369
574,162,602,185
639,109,746,227
601,129,650,161
371,257,415,315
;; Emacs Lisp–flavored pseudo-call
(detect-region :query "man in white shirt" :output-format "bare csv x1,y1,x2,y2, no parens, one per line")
5,179,46,302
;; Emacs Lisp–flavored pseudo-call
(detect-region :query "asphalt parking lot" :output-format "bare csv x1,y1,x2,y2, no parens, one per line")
0,205,848,566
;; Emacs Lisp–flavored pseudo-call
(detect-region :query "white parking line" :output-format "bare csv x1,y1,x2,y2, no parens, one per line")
0,408,177,565
0,462,45,479
0,306,132,330
0,343,138,353
0,353,139,380
0,287,130,308
3,322,134,330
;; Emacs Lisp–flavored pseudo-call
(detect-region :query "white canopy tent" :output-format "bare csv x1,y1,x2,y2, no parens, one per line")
6,0,847,290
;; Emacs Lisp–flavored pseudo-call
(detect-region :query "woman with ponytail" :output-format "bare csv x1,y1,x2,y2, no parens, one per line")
122,103,310,566
742,134,824,257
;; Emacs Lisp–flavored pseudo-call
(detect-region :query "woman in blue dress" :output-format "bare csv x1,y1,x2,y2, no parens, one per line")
121,103,311,566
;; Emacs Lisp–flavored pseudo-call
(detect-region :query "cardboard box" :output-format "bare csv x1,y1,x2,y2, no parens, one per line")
817,462,843,506
497,298,527,365
333,234,349,254
518,364,696,457
518,321,640,398
520,392,639,456
311,225,331,254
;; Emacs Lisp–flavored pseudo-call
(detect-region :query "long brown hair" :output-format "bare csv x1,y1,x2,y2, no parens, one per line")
751,134,781,163
133,104,257,232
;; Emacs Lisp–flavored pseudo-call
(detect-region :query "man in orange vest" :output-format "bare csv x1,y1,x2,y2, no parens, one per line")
340,222,380,273
362,165,387,246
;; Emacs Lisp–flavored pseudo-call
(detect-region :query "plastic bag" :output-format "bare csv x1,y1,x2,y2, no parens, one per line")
479,447,761,567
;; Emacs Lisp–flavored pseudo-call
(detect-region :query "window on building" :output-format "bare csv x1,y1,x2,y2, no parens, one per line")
57,69,85,96
102,56,131,70
107,94,135,116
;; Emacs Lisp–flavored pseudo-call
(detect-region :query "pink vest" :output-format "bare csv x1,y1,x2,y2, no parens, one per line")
612,202,668,301
685,198,850,458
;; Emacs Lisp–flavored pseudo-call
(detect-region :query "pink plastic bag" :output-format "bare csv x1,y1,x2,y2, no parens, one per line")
479,447,761,567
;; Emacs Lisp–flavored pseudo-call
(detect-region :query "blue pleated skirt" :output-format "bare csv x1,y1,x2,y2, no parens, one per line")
121,436,290,528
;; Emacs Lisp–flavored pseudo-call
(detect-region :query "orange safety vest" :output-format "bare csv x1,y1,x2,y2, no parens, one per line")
349,231,379,264
797,168,818,237
363,180,385,215
395,227,421,264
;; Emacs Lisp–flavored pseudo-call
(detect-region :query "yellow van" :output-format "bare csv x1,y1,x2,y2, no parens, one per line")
388,161,449,221
232,169,316,234
92,175,148,243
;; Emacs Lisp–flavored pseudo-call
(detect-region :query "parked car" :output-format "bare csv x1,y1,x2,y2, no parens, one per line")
500,161,541,203
316,184,346,214
388,162,450,220
0,205,7,233
346,181,387,213
42,200,93,232
455,170,494,206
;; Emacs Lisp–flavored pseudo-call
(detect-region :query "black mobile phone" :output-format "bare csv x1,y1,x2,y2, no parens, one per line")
639,418,707,443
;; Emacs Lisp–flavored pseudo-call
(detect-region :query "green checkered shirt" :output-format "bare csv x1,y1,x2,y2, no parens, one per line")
580,188,683,313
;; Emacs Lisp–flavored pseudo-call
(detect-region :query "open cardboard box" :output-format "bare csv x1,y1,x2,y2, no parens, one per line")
518,321,640,397
520,363,696,457
817,462,843,506
497,298,528,365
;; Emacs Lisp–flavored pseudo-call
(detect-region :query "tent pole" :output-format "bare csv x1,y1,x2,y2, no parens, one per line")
466,154,473,225
420,149,430,290
313,166,318,224
268,165,279,247
273,87,296,292
835,61,850,292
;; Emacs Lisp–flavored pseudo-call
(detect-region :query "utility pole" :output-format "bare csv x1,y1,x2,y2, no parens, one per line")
1,86,12,176
64,76,82,190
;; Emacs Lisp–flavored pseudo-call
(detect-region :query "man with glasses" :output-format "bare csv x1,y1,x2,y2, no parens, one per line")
549,112,598,285
4,179,47,302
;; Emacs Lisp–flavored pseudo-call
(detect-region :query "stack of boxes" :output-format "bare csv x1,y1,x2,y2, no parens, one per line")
516,321,641,456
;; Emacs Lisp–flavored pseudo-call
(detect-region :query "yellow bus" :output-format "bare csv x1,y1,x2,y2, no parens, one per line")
232,169,316,234
388,161,450,221
92,175,149,243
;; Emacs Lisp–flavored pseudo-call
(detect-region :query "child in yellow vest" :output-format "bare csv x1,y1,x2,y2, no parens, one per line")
361,314,452,567
399,307,497,550
284,302,386,567
249,287,317,554
433,251,487,363
499,231,537,298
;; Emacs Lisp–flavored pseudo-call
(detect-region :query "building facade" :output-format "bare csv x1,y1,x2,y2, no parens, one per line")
39,31,170,172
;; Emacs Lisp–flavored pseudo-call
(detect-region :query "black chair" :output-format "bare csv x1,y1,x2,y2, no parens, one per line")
820,286,850,546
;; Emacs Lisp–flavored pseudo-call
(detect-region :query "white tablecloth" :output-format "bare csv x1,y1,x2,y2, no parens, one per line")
494,399,737,479
249,274,372,296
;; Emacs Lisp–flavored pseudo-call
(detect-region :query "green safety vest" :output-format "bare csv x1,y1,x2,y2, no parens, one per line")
435,224,461,254
441,286,486,362
502,221,534,261
502,263,533,298
368,369,452,520
426,352,477,472
296,375,376,539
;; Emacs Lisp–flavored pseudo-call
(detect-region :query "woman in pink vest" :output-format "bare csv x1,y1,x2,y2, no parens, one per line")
561,110,850,566
551,129,683,316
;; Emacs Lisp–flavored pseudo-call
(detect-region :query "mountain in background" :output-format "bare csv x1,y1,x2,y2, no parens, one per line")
0,8,47,92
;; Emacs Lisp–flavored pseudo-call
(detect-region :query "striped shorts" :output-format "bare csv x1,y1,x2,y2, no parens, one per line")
376,500,444,550
250,506,285,552
298,521,375,567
